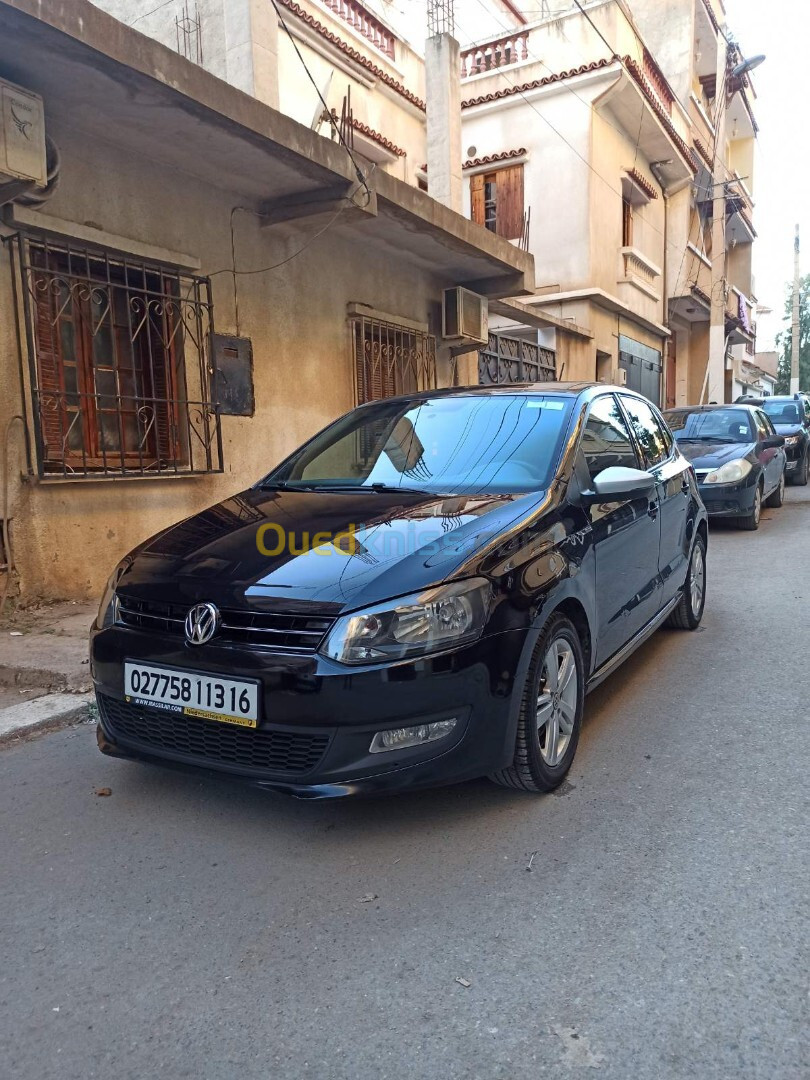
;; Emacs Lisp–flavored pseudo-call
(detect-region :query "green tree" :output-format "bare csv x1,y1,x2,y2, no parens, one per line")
775,274,810,393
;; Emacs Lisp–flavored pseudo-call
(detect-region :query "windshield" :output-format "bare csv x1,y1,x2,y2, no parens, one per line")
665,409,754,444
762,400,802,426
261,394,575,495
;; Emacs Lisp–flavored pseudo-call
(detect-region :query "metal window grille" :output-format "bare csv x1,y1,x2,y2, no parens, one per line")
11,233,222,480
350,313,437,405
478,331,556,385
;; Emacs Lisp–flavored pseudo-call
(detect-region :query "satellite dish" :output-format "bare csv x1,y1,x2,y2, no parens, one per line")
310,71,334,131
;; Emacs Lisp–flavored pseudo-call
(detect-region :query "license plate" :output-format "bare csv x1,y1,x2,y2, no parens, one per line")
124,661,260,728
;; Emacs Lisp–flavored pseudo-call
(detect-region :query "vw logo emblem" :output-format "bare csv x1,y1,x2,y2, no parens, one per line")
184,602,220,646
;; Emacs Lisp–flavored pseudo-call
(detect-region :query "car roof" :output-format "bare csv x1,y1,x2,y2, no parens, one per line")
665,404,756,413
739,394,804,403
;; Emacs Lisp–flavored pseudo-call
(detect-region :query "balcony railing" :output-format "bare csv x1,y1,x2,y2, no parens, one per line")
321,0,396,59
460,31,529,78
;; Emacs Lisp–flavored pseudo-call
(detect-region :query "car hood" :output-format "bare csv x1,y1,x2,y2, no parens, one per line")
674,440,755,470
115,486,547,613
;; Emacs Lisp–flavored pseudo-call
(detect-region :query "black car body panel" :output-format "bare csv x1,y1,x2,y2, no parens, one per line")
91,384,707,797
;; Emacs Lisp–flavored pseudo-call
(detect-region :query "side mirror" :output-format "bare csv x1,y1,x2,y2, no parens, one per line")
584,466,656,503
761,436,785,450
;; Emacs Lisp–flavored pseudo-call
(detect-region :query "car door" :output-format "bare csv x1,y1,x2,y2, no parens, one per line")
754,409,782,494
578,393,661,666
619,393,691,609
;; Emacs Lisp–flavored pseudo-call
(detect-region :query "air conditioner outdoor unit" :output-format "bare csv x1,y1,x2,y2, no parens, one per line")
0,79,47,187
442,287,488,345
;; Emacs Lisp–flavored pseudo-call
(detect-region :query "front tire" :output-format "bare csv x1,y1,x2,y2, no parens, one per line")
735,482,762,531
667,533,707,630
491,615,585,793
765,470,785,508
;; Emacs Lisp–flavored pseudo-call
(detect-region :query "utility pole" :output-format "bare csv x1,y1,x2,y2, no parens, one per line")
790,224,801,394
707,35,729,403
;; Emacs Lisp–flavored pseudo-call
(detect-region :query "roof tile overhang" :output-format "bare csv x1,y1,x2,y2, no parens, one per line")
276,0,425,111
625,167,658,200
461,58,614,109
0,0,533,297
595,61,696,189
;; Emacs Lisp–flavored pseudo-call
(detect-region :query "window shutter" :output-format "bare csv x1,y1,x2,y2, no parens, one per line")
496,164,524,240
470,173,485,227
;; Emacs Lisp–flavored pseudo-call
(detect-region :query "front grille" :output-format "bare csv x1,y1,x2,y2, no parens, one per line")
116,596,335,652
98,694,331,776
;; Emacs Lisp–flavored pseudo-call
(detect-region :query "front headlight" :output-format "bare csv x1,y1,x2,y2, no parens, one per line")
784,435,800,447
321,578,492,665
703,459,753,485
96,561,127,628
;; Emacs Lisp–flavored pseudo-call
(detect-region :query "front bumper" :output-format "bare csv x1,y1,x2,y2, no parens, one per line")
697,478,757,518
90,623,528,798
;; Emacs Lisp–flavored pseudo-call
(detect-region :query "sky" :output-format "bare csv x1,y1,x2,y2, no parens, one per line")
725,0,807,351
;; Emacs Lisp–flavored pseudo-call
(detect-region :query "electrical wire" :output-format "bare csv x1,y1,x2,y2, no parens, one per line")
129,0,177,25
571,0,619,59
268,0,372,205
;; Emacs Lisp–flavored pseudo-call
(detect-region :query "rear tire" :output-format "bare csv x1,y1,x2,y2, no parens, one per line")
667,533,707,630
765,470,786,508
735,482,762,531
490,615,585,793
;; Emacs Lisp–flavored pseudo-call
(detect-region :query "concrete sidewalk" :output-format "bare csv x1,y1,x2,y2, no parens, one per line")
0,600,95,739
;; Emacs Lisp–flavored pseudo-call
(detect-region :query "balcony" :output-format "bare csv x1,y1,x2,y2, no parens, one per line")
726,286,756,345
619,246,662,301
460,31,529,78
320,0,396,59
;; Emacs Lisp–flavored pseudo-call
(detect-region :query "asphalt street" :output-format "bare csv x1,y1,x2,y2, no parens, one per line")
1,489,808,1080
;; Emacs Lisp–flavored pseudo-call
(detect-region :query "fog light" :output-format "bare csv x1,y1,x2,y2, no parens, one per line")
369,718,458,754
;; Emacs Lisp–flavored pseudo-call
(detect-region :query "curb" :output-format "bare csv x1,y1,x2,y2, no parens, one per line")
0,664,92,694
0,692,94,746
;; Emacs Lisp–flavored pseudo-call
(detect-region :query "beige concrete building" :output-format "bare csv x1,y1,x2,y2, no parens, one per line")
0,0,532,603
91,0,431,187
630,0,759,406
454,0,698,402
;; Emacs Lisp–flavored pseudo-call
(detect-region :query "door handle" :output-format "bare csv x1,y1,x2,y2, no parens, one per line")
648,500,659,520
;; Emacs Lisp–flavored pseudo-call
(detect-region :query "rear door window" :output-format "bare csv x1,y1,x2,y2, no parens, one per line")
619,395,671,468
754,412,770,442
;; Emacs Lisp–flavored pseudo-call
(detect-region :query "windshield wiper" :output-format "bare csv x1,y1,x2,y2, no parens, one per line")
678,435,733,443
259,481,428,494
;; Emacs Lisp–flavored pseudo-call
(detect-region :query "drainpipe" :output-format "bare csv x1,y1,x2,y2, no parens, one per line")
651,160,671,405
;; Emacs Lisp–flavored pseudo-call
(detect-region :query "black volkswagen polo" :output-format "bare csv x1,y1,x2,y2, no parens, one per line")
91,384,707,798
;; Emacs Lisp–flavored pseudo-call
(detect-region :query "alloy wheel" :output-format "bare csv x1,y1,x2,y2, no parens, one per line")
536,637,578,767
753,486,761,525
690,542,705,615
